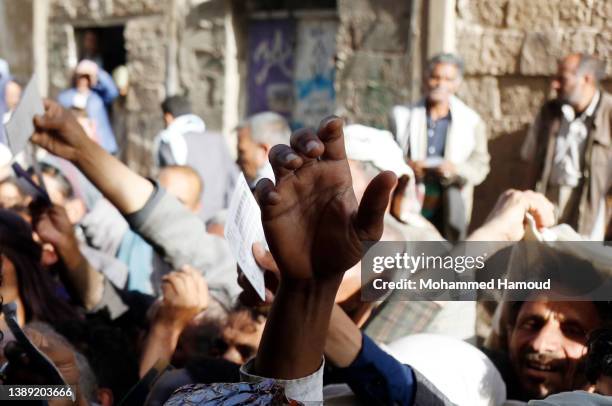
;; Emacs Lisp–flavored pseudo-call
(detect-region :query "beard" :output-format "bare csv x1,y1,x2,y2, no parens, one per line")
557,86,583,108
516,350,570,399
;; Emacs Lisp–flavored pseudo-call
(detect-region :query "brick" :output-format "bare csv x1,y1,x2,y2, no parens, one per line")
506,0,560,29
456,0,509,27
592,0,612,29
456,76,502,121
520,31,563,76
558,0,594,27
458,25,524,75
595,31,612,77
560,28,598,55
498,78,549,119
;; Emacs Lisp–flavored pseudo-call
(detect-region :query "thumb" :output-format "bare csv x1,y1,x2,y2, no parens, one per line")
355,171,397,241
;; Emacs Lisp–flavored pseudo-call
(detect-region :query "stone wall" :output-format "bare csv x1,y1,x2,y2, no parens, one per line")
455,0,612,229
335,0,418,128
0,0,34,82
46,0,227,176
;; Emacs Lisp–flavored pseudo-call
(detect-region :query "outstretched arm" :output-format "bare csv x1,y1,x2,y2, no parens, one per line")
32,100,153,215
252,117,396,380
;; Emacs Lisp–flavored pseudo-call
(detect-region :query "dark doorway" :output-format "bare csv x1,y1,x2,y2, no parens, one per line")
75,25,126,74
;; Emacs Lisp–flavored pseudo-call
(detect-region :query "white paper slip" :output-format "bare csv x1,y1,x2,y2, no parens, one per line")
225,173,268,301
5,73,45,156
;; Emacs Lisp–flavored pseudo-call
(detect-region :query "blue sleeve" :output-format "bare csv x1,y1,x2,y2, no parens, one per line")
339,333,416,406
92,69,119,105
57,89,75,108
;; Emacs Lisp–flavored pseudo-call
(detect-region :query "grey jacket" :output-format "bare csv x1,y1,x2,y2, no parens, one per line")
124,182,240,308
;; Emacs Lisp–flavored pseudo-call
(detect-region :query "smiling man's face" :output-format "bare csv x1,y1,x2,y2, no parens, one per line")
508,299,601,399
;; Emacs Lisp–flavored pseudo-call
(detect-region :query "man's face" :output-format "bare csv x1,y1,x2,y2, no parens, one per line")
0,182,24,209
5,81,21,111
75,75,91,91
158,170,201,214
83,31,98,55
425,63,460,104
237,126,266,182
222,311,265,365
552,55,585,107
508,299,601,399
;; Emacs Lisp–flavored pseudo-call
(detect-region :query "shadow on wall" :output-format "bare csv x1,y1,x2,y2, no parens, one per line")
469,126,532,232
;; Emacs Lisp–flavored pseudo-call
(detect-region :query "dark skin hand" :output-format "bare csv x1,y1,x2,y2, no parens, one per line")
252,116,396,380
255,117,397,281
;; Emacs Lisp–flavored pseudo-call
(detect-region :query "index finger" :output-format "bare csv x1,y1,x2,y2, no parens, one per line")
317,116,346,161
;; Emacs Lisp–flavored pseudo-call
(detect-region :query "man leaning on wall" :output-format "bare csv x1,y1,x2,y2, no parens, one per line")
390,53,490,241
521,53,611,241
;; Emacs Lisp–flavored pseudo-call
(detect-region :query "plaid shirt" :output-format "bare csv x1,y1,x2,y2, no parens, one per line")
363,299,442,344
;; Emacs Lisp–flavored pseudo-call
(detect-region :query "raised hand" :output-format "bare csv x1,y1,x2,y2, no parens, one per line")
156,265,209,330
468,189,555,241
33,204,87,273
255,117,396,282
31,100,93,163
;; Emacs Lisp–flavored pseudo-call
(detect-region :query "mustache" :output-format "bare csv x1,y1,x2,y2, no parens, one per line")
522,351,566,369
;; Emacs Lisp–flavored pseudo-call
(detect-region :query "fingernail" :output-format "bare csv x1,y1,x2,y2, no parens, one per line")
305,140,319,153
322,116,338,128
284,152,299,163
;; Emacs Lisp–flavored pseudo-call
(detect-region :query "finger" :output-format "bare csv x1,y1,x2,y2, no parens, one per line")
317,116,346,161
355,171,397,241
172,271,190,294
394,174,410,195
33,103,63,131
161,274,181,298
290,128,324,160
524,191,555,228
237,269,250,290
238,289,265,307
254,178,281,208
268,144,303,181
252,242,280,273
263,270,280,298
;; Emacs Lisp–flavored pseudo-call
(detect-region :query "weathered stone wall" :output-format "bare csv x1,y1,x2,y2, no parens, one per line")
46,0,227,176
335,0,417,128
179,0,226,133
455,0,612,229
0,0,34,82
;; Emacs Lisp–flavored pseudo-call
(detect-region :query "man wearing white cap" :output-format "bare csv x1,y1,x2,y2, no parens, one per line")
58,59,119,153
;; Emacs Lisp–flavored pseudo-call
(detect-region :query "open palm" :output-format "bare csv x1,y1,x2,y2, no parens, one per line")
255,117,396,281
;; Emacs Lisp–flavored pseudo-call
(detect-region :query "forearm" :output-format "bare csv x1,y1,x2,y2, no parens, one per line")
139,321,181,378
74,139,153,214
56,240,104,310
254,276,342,379
324,304,362,367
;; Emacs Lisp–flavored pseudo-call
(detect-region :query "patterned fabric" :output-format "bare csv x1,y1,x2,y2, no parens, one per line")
363,300,442,344
164,380,301,405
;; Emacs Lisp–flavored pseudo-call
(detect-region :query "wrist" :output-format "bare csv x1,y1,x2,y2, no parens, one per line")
73,137,102,167
151,315,188,336
58,243,87,273
279,274,343,299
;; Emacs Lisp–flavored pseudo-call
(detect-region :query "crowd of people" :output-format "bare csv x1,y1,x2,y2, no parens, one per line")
0,25,609,406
